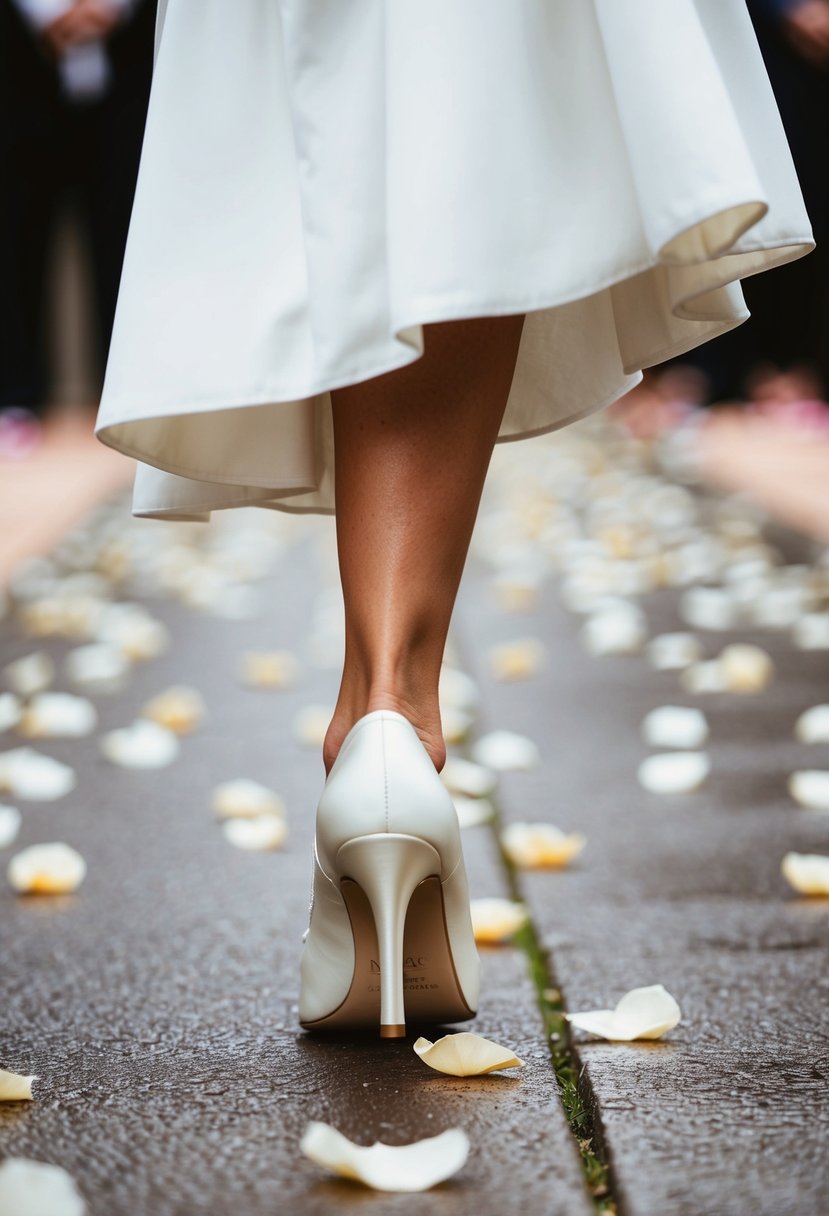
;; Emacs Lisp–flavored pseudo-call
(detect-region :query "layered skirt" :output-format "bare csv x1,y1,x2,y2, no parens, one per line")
95,0,814,519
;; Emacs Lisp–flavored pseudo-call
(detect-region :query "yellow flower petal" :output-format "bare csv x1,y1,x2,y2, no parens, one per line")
141,686,206,735
0,1068,37,1100
413,1032,524,1076
7,842,86,894
500,823,586,869
488,638,546,682
300,1122,469,1192
718,643,774,694
781,852,829,896
469,897,528,944
566,984,681,1041
240,650,300,689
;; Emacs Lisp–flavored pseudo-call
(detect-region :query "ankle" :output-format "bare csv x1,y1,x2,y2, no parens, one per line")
323,680,446,776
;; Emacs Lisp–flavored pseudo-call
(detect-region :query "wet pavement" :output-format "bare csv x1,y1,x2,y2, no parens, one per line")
2,418,829,1215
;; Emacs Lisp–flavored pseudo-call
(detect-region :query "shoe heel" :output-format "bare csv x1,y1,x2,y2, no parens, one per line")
335,833,441,1039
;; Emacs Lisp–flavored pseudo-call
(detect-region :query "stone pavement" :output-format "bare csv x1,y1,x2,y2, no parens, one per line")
2,418,829,1215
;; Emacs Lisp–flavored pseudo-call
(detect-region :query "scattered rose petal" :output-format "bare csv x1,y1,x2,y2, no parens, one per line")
0,1158,86,1216
17,693,97,739
97,605,169,660
2,652,55,697
452,795,495,829
679,659,728,695
212,779,286,820
441,756,497,798
500,822,586,869
638,751,710,794
300,1121,469,1193
487,638,546,681
0,804,22,848
438,666,481,714
781,852,829,896
789,770,829,811
240,649,300,689
413,1032,524,1076
470,730,540,772
492,571,541,613
718,644,774,694
8,842,86,894
0,1068,37,1100
293,705,332,747
794,705,829,744
640,706,708,750
222,815,288,851
646,632,702,671
64,642,131,694
566,984,681,1041
581,602,647,656
469,897,528,943
141,686,205,735
0,692,22,733
440,706,474,745
100,720,179,769
793,613,829,651
0,748,76,801
680,586,738,631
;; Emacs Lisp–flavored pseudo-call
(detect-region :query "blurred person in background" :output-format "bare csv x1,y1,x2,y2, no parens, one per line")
0,0,155,456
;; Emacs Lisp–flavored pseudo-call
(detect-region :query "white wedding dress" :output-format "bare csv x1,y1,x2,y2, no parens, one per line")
95,0,814,520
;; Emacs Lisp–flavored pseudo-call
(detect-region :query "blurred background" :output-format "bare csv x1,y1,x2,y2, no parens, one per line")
1,0,829,575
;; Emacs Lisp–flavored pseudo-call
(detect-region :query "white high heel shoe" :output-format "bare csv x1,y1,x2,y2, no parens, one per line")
299,709,480,1039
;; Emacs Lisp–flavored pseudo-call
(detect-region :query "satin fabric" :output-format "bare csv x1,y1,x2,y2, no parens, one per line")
95,0,814,520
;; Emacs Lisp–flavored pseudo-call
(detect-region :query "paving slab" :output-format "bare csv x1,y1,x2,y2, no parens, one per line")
457,496,829,1216
0,506,591,1216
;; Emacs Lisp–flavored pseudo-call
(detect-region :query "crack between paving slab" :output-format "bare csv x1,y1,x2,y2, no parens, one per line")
476,782,620,1216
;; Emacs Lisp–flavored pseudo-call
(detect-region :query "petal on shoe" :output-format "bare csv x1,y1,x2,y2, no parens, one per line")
566,984,681,1041
469,897,528,943
413,1032,524,1076
781,852,829,895
221,815,287,851
0,1068,37,1100
500,823,586,869
7,842,86,894
0,1158,86,1216
300,1121,469,1192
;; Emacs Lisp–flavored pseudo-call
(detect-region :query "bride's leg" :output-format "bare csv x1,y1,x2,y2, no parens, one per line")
325,313,525,775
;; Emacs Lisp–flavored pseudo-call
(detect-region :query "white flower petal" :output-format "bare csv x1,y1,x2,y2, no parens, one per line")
293,705,332,748
300,1122,469,1193
97,604,169,660
2,652,55,697
64,643,131,694
469,897,528,944
470,730,540,772
501,822,586,869
679,660,728,695
414,1032,524,1076
0,1068,37,1100
0,1158,86,1216
793,613,829,651
794,705,829,745
718,644,774,694
452,795,495,829
100,720,179,769
0,692,22,733
781,852,829,896
0,804,22,848
441,756,497,798
789,770,829,812
141,686,205,735
17,693,97,739
440,706,474,746
0,748,76,801
222,815,287,851
680,586,739,631
640,706,708,750
240,650,300,689
487,638,546,682
212,779,286,820
646,632,702,671
581,603,647,656
638,751,710,794
8,842,86,894
438,666,481,714
566,984,681,1041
